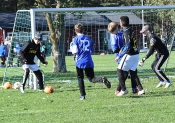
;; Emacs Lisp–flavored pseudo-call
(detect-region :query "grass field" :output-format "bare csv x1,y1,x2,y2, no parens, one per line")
0,52,175,123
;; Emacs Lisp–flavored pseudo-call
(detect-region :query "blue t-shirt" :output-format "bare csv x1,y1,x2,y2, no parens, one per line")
110,31,124,64
71,34,94,68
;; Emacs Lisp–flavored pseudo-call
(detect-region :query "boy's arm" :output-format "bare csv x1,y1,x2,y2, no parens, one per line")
110,34,122,53
19,41,30,63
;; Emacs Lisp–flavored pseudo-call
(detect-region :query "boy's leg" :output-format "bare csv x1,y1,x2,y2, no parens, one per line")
130,69,144,91
20,68,30,93
76,67,86,97
117,68,128,91
33,70,44,90
85,68,111,88
152,54,171,88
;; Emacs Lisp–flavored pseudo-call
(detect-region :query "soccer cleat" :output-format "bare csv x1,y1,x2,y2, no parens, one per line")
20,85,25,93
165,82,171,88
115,90,120,96
116,89,128,96
80,96,85,100
138,90,145,95
102,77,111,88
38,89,44,92
156,82,165,88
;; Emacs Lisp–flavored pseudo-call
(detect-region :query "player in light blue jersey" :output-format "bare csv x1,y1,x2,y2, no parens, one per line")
71,23,111,100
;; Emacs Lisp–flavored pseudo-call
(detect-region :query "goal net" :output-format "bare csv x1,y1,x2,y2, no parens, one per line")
3,5,175,86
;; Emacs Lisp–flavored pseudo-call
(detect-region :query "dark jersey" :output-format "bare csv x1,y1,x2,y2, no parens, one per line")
122,26,139,55
20,40,45,64
145,33,169,59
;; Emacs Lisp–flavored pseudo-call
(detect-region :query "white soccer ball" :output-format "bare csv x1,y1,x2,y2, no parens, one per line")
13,82,21,89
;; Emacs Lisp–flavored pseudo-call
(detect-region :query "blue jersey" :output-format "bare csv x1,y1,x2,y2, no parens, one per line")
71,34,94,68
110,31,123,53
110,31,124,64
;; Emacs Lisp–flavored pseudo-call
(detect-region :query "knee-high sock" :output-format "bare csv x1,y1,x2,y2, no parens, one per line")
33,70,44,90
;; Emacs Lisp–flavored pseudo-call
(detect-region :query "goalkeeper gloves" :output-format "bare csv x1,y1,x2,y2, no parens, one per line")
138,57,146,67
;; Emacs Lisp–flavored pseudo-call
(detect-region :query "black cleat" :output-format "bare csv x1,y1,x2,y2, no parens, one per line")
102,77,111,88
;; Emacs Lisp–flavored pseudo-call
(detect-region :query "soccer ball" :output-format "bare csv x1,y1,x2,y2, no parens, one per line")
13,82,21,89
44,86,54,94
3,82,13,89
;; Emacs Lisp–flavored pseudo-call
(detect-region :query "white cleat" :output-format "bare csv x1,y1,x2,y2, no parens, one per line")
20,85,25,93
156,82,165,88
116,89,128,96
165,82,171,88
138,90,145,95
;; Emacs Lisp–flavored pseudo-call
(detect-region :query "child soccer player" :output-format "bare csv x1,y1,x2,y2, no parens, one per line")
108,21,144,95
115,16,145,96
19,33,48,93
71,23,111,100
139,25,171,88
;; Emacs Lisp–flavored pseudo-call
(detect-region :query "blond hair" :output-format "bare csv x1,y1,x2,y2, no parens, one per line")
107,22,118,33
74,23,84,33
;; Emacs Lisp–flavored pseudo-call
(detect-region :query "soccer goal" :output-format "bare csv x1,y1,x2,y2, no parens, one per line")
3,5,175,86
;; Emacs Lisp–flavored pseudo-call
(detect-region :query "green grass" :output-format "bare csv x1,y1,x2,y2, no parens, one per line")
0,52,175,123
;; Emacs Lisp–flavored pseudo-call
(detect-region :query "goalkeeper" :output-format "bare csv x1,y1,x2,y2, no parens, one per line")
139,25,171,88
19,33,48,93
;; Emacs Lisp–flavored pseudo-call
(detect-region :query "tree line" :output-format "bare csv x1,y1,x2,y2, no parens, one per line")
1,0,174,12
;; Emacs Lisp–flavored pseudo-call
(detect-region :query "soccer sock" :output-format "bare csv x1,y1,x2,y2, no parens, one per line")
167,80,171,83
132,88,137,93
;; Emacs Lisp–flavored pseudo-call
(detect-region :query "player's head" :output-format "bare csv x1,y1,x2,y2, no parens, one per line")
34,33,42,45
120,16,129,28
140,25,152,36
74,23,84,34
107,22,118,34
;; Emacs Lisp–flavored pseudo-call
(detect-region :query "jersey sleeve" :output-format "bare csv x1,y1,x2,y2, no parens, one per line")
145,38,156,59
70,40,78,54
36,45,45,64
110,33,123,53
20,41,30,62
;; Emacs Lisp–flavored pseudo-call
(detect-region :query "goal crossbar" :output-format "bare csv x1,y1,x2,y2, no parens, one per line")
30,5,175,12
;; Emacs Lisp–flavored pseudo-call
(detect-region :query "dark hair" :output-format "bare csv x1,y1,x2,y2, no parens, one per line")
120,16,129,27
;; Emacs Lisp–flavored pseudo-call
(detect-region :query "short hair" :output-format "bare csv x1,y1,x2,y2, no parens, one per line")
107,22,118,33
74,23,84,33
120,16,129,27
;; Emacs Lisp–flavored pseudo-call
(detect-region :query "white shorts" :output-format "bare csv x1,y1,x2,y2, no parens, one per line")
118,54,139,71
22,64,39,71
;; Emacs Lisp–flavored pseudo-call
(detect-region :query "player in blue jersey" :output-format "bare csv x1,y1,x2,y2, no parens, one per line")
71,23,111,100
108,22,144,95
114,16,145,96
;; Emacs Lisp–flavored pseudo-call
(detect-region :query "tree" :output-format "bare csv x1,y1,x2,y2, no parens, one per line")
34,0,106,73
143,0,175,38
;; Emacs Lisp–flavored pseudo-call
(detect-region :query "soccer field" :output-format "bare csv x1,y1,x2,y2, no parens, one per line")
0,51,175,123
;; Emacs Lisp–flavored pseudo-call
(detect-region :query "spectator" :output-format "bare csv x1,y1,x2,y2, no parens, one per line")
0,42,7,67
